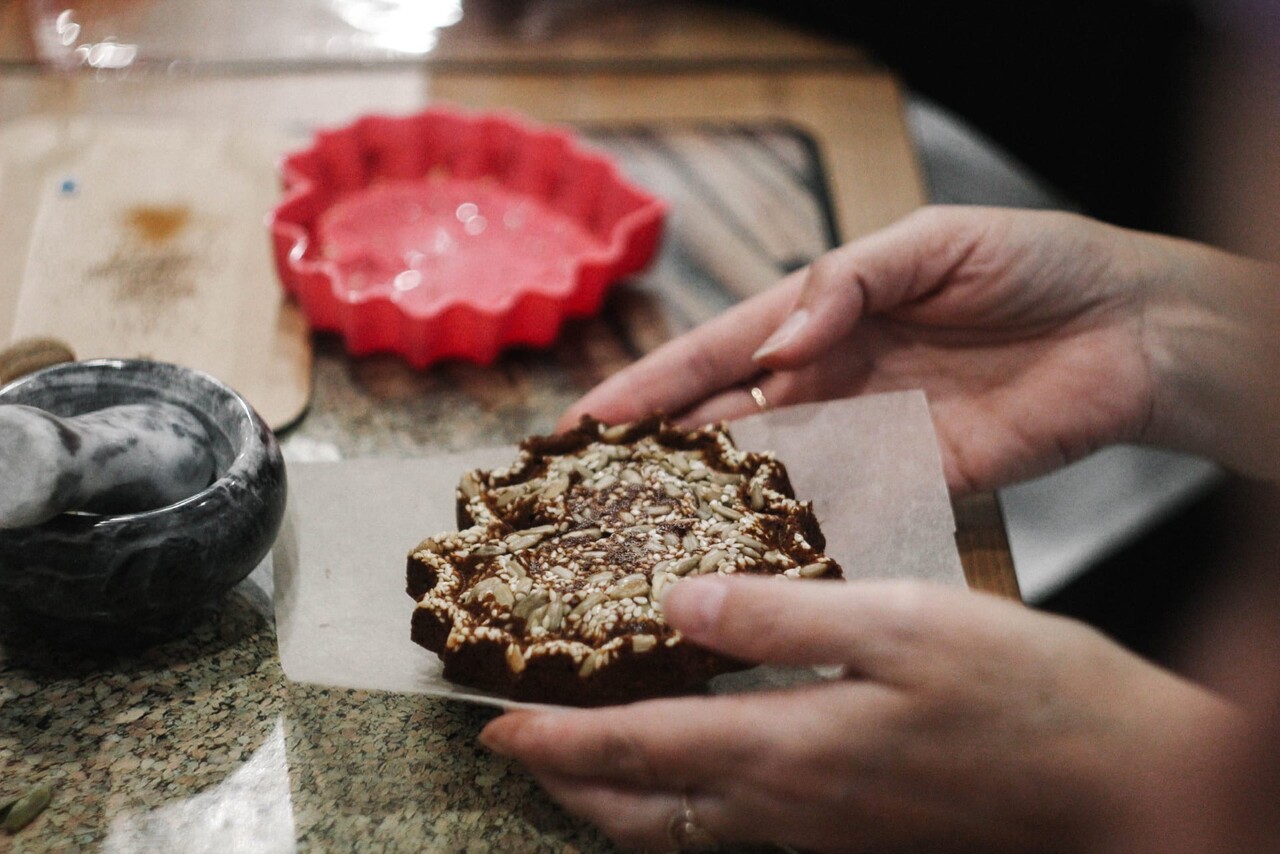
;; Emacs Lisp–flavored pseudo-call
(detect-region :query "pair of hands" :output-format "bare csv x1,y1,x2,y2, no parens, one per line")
482,206,1266,851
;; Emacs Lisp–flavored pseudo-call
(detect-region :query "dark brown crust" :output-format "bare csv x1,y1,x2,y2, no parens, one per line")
411,606,750,706
409,414,841,706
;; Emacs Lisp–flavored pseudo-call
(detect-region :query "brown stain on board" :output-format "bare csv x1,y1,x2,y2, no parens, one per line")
126,205,191,245
85,204,199,310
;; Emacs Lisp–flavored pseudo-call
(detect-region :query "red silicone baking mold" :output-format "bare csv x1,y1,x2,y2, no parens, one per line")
270,106,666,367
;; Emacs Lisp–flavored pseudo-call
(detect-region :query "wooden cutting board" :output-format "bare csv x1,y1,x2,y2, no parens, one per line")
0,116,311,430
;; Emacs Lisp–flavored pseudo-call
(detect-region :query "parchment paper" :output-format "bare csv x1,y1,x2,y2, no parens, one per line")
273,390,964,708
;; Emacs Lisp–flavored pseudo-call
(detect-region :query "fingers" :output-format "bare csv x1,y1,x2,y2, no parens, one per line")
529,772,689,851
531,773,744,853
556,270,805,430
674,372,786,427
752,207,988,371
482,683,901,849
662,575,1028,686
481,695,769,788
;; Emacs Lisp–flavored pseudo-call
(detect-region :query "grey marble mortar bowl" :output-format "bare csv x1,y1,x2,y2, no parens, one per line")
0,359,286,645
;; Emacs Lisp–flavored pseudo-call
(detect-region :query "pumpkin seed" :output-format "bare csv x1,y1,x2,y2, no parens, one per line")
1,783,52,833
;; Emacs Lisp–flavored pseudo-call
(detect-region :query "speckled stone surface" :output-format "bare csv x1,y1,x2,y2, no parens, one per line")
0,127,832,852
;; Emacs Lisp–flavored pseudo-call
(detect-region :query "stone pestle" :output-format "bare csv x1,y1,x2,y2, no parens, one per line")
0,402,217,529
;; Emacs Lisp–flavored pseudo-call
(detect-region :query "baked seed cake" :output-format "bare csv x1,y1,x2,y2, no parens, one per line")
406,415,842,706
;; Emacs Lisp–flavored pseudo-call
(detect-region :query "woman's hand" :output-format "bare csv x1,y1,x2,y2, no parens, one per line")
560,205,1280,492
480,577,1236,853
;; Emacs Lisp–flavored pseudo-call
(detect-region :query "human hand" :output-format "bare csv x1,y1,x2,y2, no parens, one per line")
480,576,1235,853
559,205,1218,493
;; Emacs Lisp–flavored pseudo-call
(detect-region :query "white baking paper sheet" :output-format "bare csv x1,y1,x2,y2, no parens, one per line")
273,391,964,708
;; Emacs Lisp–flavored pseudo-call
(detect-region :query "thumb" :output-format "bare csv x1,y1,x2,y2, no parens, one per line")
750,206,986,369
662,574,1014,687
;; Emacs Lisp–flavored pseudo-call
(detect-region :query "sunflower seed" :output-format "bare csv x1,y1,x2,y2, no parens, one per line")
610,574,650,599
763,550,786,564
505,533,543,552
651,572,675,602
602,423,630,442
465,578,513,607
513,589,550,620
459,472,482,499
592,474,618,491
619,510,636,524
698,549,729,575
548,565,576,581
570,591,607,617
619,468,643,485
471,543,507,557
682,532,700,551
799,562,829,578
710,502,743,521
645,504,672,517
541,601,568,631
631,634,658,653
588,571,615,586
495,489,525,509
710,471,743,486
568,527,602,540
414,537,444,555
734,534,768,552
662,532,681,548
506,644,527,674
750,481,765,511
671,555,700,576
540,473,570,501
577,653,598,678
687,467,710,481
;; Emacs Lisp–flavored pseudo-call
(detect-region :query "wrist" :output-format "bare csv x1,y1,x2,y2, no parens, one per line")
1131,234,1280,478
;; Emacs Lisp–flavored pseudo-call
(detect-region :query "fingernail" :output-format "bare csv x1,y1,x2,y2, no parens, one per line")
478,727,509,756
752,309,809,361
479,717,519,756
661,577,728,639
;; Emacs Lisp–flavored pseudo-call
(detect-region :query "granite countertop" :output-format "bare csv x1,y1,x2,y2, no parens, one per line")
0,127,834,851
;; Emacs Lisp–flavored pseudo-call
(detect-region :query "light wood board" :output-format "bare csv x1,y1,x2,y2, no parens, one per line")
0,115,312,430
